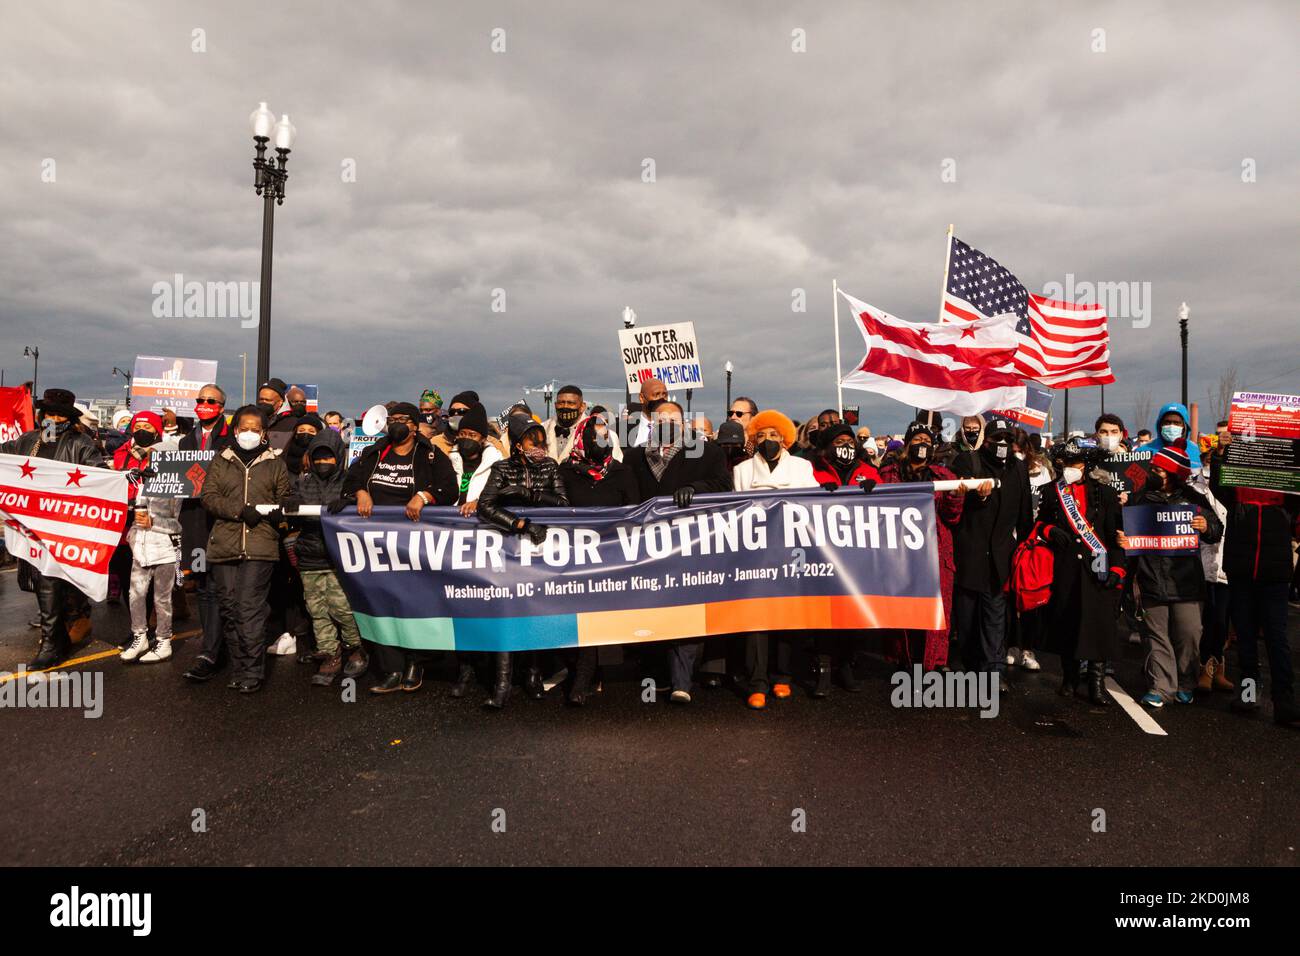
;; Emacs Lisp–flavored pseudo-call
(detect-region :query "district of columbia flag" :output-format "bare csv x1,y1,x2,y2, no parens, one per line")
941,235,1115,388
838,289,1028,416
0,454,129,602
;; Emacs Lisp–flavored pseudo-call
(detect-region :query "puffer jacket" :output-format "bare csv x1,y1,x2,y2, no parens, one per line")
477,452,569,533
1137,401,1203,468
201,445,291,563
1128,481,1223,602
0,426,104,467
290,429,347,572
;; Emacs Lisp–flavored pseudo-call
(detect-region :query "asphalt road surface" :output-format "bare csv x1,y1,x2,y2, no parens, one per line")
1,563,1296,867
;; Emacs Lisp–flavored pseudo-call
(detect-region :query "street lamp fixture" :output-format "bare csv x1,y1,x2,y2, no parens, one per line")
111,366,133,396
1178,301,1190,409
23,345,39,395
249,102,297,390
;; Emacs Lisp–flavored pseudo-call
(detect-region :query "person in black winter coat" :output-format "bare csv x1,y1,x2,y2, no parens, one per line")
557,416,641,704
951,417,1032,684
0,388,104,670
476,414,570,708
1037,438,1127,707
1127,442,1223,706
284,428,368,686
1210,437,1300,726
343,402,458,694
622,401,732,701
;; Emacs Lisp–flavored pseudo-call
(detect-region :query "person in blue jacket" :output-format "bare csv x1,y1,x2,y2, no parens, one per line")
1137,402,1202,469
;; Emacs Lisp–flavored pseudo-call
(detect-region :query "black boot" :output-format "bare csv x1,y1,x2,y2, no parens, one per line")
401,661,423,692
1087,661,1110,706
450,662,475,698
524,666,545,700
29,637,69,671
1059,658,1079,697
568,651,597,706
484,653,511,709
836,659,862,692
811,659,832,698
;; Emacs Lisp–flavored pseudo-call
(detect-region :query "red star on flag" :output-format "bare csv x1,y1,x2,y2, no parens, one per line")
19,461,36,479
959,325,978,340
65,467,86,487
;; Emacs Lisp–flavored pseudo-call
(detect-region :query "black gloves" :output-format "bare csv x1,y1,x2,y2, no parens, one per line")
1046,526,1073,548
821,482,839,493
860,479,877,494
326,499,347,514
239,505,262,527
264,508,285,524
280,495,303,512
1104,571,1123,590
674,486,695,508
524,521,548,546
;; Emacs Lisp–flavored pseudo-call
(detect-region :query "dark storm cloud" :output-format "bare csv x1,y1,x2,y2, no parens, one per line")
1,0,1296,432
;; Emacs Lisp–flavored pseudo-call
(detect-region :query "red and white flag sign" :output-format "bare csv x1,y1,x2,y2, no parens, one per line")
0,453,129,602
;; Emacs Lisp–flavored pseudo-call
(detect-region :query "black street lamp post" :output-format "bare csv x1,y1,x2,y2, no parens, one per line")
1178,302,1190,409
249,103,296,389
724,361,733,416
23,346,39,395
112,366,132,407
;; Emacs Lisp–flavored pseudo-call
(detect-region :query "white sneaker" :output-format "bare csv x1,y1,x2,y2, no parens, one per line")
1020,650,1041,671
140,639,172,663
670,689,691,704
267,632,297,656
1005,646,1020,667
121,632,150,662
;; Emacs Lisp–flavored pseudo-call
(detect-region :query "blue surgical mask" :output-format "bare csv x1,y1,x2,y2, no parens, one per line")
1160,424,1184,442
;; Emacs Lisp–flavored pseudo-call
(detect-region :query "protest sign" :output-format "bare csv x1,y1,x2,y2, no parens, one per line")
0,454,129,602
985,382,1053,431
1096,449,1153,496
0,387,35,444
618,322,703,390
285,384,319,414
130,356,219,414
1220,391,1300,494
1121,503,1202,555
323,484,944,653
138,449,216,498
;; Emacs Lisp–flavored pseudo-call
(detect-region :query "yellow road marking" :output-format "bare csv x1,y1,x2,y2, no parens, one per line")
1,628,201,683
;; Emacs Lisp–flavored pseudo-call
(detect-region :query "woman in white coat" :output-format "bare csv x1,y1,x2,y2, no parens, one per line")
733,410,819,709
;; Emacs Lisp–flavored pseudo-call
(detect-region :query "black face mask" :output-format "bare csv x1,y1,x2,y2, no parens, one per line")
420,411,438,426
907,443,930,463
832,444,857,464
132,429,159,447
456,437,483,460
292,432,313,448
257,401,279,419
556,407,581,427
289,402,307,417
312,462,337,479
387,422,411,444
963,429,980,445
644,398,665,416
725,447,751,468
757,439,782,462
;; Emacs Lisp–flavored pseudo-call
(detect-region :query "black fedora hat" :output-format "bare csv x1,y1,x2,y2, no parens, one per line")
35,388,82,419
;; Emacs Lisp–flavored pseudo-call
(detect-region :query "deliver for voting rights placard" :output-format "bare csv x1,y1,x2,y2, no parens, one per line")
1120,503,1201,555
1220,391,1300,494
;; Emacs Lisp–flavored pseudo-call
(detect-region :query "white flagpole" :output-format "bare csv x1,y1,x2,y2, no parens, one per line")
832,278,844,415
936,223,954,324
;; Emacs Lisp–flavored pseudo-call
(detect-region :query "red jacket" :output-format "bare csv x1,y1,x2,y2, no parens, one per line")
811,456,880,488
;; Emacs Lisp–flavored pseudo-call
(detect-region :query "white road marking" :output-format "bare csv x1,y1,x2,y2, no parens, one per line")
1106,677,1167,736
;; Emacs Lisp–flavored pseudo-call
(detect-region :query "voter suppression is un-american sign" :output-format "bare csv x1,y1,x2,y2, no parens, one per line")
618,321,703,389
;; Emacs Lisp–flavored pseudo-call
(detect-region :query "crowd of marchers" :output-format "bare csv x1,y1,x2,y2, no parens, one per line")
4,376,1298,728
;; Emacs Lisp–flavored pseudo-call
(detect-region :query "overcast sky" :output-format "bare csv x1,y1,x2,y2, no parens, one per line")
2,0,1297,434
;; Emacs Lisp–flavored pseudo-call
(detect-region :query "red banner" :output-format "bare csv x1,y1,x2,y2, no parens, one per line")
0,386,35,444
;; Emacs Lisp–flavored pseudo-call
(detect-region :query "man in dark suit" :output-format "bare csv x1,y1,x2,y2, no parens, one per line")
623,401,732,702
951,417,1033,690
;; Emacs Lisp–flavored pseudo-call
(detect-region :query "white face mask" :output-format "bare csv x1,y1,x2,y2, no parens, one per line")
1098,434,1121,452
236,430,262,451
1015,451,1026,460
995,445,1008,459
1063,466,1084,484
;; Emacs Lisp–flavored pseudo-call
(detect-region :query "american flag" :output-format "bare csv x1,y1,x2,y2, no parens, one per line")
942,236,1114,389
839,290,1028,416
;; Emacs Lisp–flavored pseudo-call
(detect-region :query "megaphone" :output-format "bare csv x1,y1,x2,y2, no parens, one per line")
361,404,388,437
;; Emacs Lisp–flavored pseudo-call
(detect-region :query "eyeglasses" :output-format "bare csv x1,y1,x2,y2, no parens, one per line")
727,410,746,418
389,416,413,425
196,397,224,405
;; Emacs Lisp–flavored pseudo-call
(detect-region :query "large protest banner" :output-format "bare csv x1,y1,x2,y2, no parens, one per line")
0,454,129,602
139,449,216,498
323,485,943,652
1120,503,1201,555
1220,391,1300,494
618,322,703,390
985,382,1053,431
131,356,219,414
0,387,36,444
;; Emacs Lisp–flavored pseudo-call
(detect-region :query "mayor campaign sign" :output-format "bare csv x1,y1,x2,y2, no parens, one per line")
323,484,944,652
